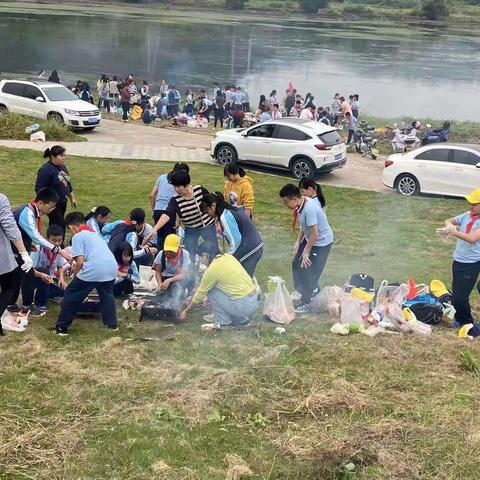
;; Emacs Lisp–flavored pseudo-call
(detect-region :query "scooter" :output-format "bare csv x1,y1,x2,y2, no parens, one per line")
390,121,427,153
354,121,379,160
421,121,450,145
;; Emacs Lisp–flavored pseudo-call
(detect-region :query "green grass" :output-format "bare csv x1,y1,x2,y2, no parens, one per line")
2,146,480,479
0,113,85,142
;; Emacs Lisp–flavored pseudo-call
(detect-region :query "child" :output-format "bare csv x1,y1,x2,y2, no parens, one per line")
223,165,255,217
153,234,190,302
55,212,118,336
85,206,113,237
279,184,333,314
113,242,141,297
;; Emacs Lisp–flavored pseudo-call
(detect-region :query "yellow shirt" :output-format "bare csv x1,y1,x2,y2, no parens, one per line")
193,254,255,303
224,176,255,211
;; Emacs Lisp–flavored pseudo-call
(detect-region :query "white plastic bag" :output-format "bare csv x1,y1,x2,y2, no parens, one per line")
263,276,295,325
376,281,408,307
135,266,157,292
1,310,28,332
309,285,344,315
340,295,363,325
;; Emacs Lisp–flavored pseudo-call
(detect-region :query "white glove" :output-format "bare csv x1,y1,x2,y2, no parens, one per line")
20,251,33,272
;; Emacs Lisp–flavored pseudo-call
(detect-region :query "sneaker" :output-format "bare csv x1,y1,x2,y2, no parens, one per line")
294,303,310,314
448,320,464,329
7,304,21,313
106,325,119,331
53,327,68,336
29,305,47,317
311,287,320,297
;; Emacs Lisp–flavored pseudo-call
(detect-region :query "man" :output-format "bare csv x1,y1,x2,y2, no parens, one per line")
241,88,250,112
233,86,245,110
55,212,119,336
289,100,302,118
213,90,225,129
439,188,480,328
279,184,333,314
345,111,358,144
167,85,180,117
299,104,316,121
271,103,282,120
340,96,352,117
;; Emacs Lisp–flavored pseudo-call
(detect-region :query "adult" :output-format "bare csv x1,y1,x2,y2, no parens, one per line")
304,92,314,108
299,104,316,121
120,82,131,122
223,164,255,216
234,87,245,109
213,91,225,129
167,85,180,117
439,188,480,328
35,146,76,238
284,89,295,115
331,93,341,125
201,192,263,278
298,178,326,209
269,90,278,105
0,193,33,336
289,100,302,118
149,162,190,250
48,70,60,83
109,76,119,110
258,95,267,112
184,89,194,116
351,94,360,119
98,78,110,113
279,184,333,314
180,253,259,328
140,81,150,111
345,111,358,144
232,105,245,128
340,96,352,117
241,88,250,112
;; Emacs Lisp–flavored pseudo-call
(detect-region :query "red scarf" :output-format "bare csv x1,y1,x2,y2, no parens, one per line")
29,201,42,233
44,247,58,271
77,225,95,233
292,197,308,231
466,214,480,234
167,249,183,273
118,263,129,273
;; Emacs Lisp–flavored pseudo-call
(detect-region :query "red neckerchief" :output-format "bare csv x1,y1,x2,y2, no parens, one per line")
43,247,58,271
77,225,95,233
118,263,129,273
29,201,42,232
466,213,480,234
292,197,308,232
167,249,183,273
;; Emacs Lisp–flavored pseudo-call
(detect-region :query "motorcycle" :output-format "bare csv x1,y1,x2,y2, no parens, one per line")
354,120,379,160
421,121,450,145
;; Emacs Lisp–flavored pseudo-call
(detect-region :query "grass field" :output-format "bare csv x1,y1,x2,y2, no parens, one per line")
1,146,480,479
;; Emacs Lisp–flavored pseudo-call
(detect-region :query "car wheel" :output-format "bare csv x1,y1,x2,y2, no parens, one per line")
48,112,64,124
396,174,420,196
291,157,315,179
216,145,237,165
0,105,7,115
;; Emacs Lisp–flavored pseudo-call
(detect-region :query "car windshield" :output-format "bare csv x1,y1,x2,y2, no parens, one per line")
318,130,343,146
43,86,79,102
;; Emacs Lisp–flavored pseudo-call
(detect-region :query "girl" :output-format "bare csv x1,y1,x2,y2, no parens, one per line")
298,178,326,209
113,242,140,297
201,192,263,278
223,165,255,217
184,89,194,116
269,89,278,105
85,206,113,237
258,94,267,112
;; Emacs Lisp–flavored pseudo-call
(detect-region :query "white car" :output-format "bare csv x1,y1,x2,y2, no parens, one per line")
0,79,101,130
210,118,347,179
383,144,480,197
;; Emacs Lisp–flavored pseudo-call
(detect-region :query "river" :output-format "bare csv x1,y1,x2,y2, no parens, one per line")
1,5,479,121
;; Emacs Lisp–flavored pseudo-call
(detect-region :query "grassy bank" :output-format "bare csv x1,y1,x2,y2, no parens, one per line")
2,147,480,479
0,113,85,142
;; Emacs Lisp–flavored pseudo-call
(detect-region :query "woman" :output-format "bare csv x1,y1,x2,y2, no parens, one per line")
298,178,326,209
258,94,267,112
0,193,33,336
201,192,263,278
149,162,189,250
35,146,76,238
223,165,255,216
113,242,140,297
85,206,112,237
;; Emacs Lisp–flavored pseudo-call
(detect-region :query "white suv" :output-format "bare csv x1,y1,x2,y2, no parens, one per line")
0,79,101,130
210,118,347,179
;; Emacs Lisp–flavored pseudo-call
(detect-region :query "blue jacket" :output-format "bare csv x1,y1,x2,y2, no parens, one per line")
35,161,72,201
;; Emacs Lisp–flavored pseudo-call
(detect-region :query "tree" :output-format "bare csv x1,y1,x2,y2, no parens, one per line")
421,0,450,20
299,0,330,13
225,0,248,9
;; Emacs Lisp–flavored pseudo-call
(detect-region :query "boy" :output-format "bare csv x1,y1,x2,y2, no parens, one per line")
153,233,190,302
55,212,118,336
22,224,68,316
279,184,333,313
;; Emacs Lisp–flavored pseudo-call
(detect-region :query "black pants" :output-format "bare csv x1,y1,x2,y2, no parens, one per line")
56,277,117,331
113,279,134,297
242,102,250,112
0,268,22,333
214,108,225,128
122,101,130,120
452,260,480,325
49,199,67,240
153,210,176,251
236,246,263,278
10,257,35,307
292,241,332,305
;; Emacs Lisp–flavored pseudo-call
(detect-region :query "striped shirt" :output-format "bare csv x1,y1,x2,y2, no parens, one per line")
167,186,214,228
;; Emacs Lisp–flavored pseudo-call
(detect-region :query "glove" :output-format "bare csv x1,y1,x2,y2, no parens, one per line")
20,251,33,272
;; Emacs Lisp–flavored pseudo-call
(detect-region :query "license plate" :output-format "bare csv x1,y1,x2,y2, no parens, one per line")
335,153,343,161
87,117,98,124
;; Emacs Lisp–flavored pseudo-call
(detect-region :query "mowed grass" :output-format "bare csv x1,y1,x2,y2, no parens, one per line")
1,146,480,479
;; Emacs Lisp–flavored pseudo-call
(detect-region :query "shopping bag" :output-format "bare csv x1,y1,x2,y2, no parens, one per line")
263,276,295,325
131,105,143,121
136,265,157,292
1,309,28,332
340,295,363,325
309,285,344,316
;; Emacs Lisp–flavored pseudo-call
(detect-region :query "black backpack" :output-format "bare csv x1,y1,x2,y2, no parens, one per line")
409,303,443,325
346,273,375,293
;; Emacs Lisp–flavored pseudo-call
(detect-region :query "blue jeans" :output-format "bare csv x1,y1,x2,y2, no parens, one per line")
208,287,258,327
56,277,117,330
33,280,64,307
184,224,219,265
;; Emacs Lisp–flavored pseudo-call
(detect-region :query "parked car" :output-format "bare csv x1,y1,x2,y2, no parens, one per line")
0,79,101,130
383,144,480,197
210,118,347,179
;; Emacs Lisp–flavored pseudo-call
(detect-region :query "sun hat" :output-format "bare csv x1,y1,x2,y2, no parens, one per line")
164,234,181,253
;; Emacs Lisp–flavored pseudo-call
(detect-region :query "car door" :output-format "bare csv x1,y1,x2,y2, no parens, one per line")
22,85,47,119
450,149,480,196
270,125,311,167
238,124,275,164
413,148,453,194
1,82,27,114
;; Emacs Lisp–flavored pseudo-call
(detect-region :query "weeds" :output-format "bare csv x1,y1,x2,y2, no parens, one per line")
459,348,480,376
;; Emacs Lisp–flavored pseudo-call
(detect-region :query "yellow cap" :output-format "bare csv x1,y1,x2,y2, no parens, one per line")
429,279,449,298
465,188,480,204
163,234,181,253
458,323,474,339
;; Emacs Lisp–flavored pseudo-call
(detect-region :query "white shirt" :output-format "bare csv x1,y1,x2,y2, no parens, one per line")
299,108,314,120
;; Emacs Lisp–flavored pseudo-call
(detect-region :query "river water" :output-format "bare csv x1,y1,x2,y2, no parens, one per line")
1,7,479,120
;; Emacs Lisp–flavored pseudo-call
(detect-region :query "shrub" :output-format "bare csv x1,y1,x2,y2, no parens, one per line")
421,0,450,19
225,0,247,9
299,0,330,13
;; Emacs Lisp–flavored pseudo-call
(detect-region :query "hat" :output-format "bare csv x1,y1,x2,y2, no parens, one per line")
465,188,480,204
164,234,181,253
429,279,451,301
350,288,374,303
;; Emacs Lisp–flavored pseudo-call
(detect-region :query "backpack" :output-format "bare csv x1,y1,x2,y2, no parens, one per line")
168,90,176,104
408,302,443,325
346,273,375,293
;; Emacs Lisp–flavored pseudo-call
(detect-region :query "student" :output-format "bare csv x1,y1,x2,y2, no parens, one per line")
299,104,316,121
85,206,113,237
150,163,190,250
120,82,131,122
113,242,140,297
213,91,225,129
153,233,190,301
223,165,255,216
0,193,33,336
298,178,326,209
320,110,331,126
108,208,157,266
279,184,333,313
201,193,263,277
21,224,68,316
289,100,302,118
180,253,259,328
55,212,118,336
271,103,282,120
439,188,480,328
232,105,245,128
351,94,360,119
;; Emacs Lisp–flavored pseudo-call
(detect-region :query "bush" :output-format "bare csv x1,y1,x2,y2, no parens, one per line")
299,0,330,13
225,0,247,9
0,113,84,142
421,0,450,19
